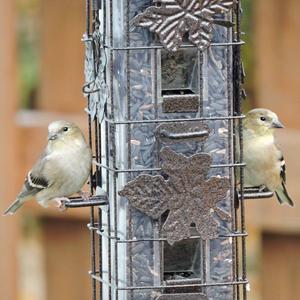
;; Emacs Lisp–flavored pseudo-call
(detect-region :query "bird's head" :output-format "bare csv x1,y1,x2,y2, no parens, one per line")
48,120,85,144
244,108,284,135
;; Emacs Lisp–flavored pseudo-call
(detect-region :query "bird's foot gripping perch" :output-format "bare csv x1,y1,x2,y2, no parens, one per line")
79,190,91,201
258,185,267,192
53,197,71,211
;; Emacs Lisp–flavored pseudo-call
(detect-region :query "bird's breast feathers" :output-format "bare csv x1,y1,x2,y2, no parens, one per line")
48,145,91,177
243,134,275,158
243,134,281,189
36,144,92,201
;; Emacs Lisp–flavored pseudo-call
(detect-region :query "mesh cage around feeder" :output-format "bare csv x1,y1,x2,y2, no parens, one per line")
80,0,248,299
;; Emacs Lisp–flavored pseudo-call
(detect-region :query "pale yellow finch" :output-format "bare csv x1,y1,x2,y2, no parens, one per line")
242,108,294,206
3,120,92,215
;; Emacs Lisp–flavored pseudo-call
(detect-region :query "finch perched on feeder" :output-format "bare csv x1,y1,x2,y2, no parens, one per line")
3,120,92,215
241,108,294,206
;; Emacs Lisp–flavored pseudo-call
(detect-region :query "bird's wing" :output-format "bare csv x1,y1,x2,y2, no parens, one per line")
25,170,49,190
21,150,51,197
274,142,286,183
29,150,51,187
275,153,294,206
279,155,286,183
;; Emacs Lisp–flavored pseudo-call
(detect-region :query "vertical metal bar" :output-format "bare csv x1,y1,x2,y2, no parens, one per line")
109,1,119,299
153,47,162,294
235,1,247,299
125,1,133,299
113,168,118,300
103,0,106,47
156,49,164,290
89,123,97,300
160,220,164,290
196,28,208,295
154,48,159,160
98,210,102,300
86,0,97,298
201,239,207,294
100,1,110,299
234,190,240,299
94,120,102,300
197,50,205,293
106,2,113,299
106,116,112,299
126,0,131,174
89,115,97,300
91,2,103,299
86,0,91,36
227,8,237,298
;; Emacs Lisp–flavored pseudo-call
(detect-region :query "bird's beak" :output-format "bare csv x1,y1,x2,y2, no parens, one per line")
48,133,57,141
272,119,284,128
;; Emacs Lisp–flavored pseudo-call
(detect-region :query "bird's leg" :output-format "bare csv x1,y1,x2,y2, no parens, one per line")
53,197,71,211
79,190,91,201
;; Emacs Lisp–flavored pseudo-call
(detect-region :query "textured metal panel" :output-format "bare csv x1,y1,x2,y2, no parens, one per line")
155,121,210,144
157,293,208,300
83,25,108,121
119,147,231,245
162,94,199,113
131,0,235,52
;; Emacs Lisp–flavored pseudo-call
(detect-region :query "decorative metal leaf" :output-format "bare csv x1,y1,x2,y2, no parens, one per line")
119,175,170,219
119,147,231,245
131,0,235,52
83,24,108,121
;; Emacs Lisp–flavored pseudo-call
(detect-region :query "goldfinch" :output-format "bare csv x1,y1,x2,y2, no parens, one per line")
3,120,92,215
241,108,294,206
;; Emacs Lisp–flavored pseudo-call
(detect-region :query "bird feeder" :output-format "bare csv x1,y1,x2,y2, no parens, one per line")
79,0,248,299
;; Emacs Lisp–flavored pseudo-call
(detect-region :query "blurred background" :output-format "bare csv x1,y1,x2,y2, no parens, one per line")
0,0,299,299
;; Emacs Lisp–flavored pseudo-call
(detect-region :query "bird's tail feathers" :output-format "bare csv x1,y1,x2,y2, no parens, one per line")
3,198,25,216
275,183,294,207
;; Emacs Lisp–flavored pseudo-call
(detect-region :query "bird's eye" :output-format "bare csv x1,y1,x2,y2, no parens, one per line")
63,127,68,132
260,117,266,121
